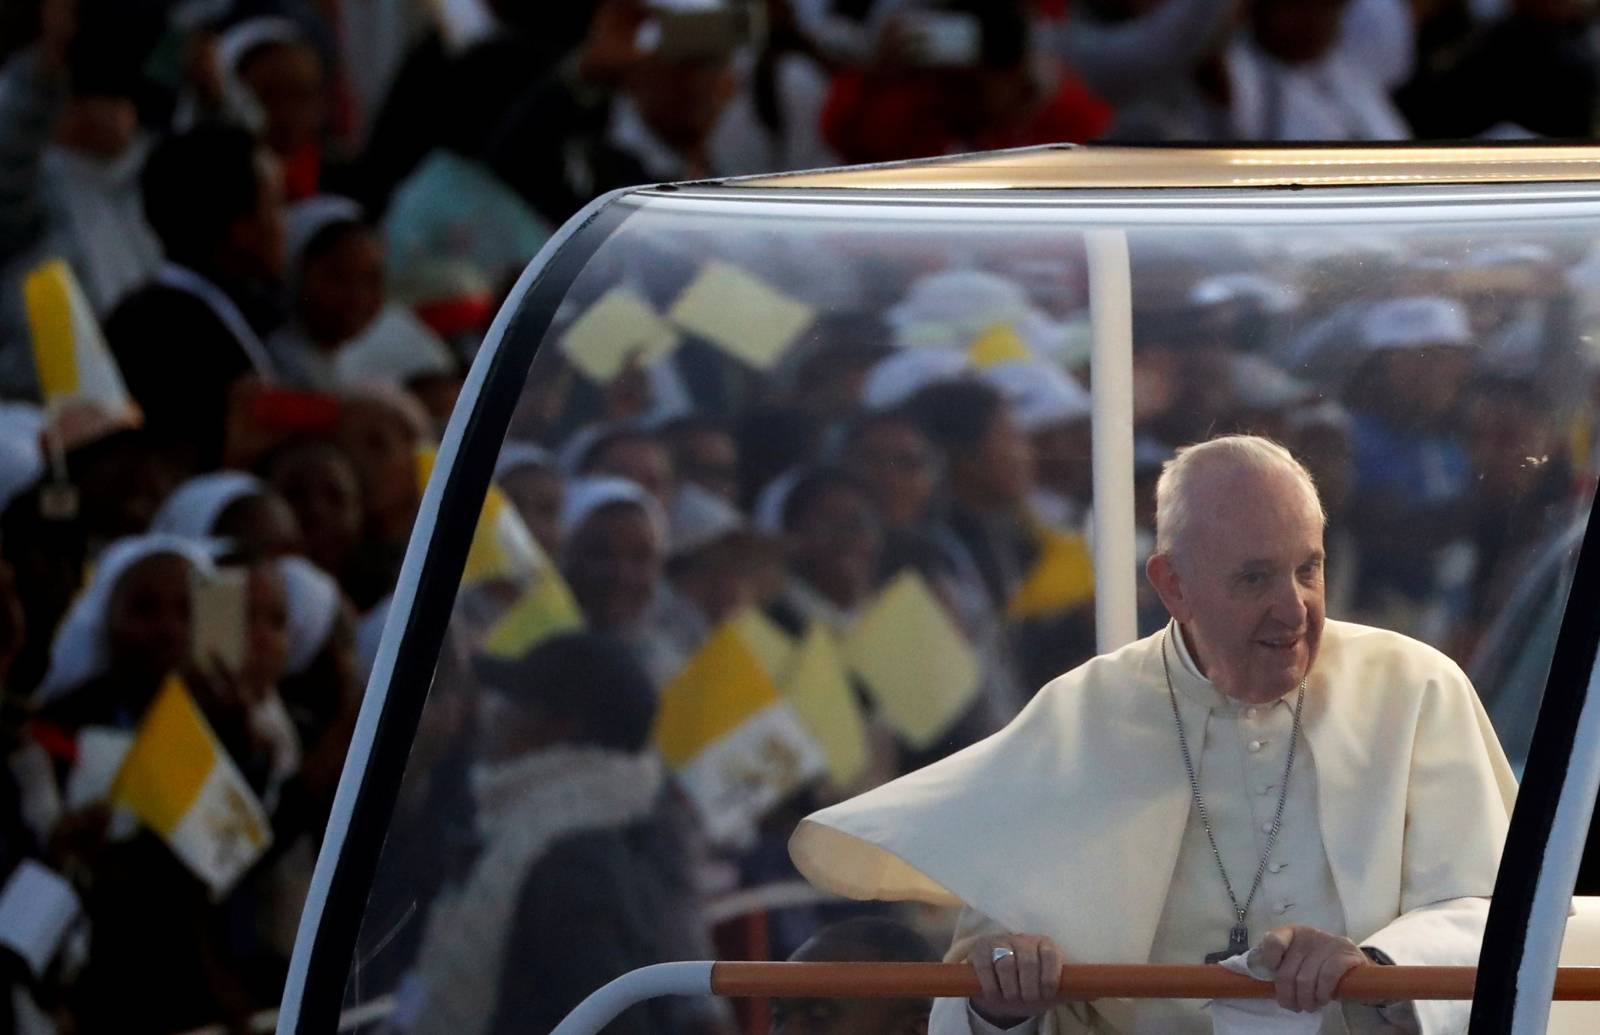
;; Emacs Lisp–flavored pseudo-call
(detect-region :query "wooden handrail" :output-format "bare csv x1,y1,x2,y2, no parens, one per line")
709,961,1600,1001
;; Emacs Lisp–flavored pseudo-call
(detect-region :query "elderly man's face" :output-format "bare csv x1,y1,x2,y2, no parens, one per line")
1149,466,1325,704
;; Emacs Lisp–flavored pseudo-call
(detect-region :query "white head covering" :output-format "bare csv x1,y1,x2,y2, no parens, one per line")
334,307,458,387
278,555,342,676
1228,354,1315,411
1360,297,1474,351
493,441,556,482
559,476,666,541
0,404,43,515
753,467,810,536
217,16,308,75
887,270,1073,358
285,196,365,287
210,16,311,138
556,424,611,475
150,472,266,540
36,534,217,703
982,361,1091,432
861,348,971,412
1188,273,1303,314
669,483,746,559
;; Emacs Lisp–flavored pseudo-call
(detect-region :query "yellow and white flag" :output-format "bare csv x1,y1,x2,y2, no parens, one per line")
653,619,825,843
842,571,980,750
480,567,586,659
780,623,869,790
23,260,138,421
416,447,542,586
1008,524,1096,619
111,676,272,899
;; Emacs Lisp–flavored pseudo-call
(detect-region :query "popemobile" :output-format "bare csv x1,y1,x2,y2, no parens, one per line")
278,144,1600,1035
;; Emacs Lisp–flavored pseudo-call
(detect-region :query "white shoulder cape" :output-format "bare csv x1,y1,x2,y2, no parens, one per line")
790,620,1517,965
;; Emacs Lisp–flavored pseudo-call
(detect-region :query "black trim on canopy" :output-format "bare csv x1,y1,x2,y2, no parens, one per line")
281,196,635,1032
1470,484,1600,1032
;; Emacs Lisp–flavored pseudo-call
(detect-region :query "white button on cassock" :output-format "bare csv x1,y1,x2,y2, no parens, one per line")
1261,822,1274,834
1248,740,1264,752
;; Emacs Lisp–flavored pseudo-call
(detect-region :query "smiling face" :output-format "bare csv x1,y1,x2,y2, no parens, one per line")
1147,462,1326,704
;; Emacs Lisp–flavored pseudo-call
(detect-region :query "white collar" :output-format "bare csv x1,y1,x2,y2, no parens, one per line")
1171,620,1210,683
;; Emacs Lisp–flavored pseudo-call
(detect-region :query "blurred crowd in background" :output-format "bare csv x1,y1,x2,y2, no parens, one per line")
0,0,1598,1032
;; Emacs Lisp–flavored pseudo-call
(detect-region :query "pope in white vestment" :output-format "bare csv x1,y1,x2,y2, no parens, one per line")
788,436,1516,1035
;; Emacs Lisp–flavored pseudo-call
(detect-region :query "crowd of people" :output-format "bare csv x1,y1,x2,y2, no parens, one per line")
0,0,1598,1032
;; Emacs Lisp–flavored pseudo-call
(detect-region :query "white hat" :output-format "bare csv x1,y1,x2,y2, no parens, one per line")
668,483,747,559
493,441,556,482
887,270,1074,359
1360,297,1473,351
279,555,342,676
150,471,266,540
560,476,666,541
752,467,809,536
861,348,971,411
285,195,365,288
982,361,1091,432
1188,273,1303,314
216,16,306,75
36,534,217,703
1228,354,1314,411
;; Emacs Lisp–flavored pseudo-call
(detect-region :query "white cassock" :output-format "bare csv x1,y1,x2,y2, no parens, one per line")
789,619,1517,1034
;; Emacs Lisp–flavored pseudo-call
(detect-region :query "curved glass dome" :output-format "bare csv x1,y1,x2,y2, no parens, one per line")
280,145,1600,1035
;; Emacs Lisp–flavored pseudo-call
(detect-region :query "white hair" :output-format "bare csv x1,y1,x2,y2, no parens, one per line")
1153,435,1325,561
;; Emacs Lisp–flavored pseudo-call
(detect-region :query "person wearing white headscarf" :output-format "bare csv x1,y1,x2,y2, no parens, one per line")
559,476,674,685
150,471,303,558
267,197,376,391
494,442,563,558
34,534,215,716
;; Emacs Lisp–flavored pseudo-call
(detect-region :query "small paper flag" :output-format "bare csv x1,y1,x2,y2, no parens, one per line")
842,572,980,750
654,620,825,842
111,676,272,898
560,288,680,383
781,623,869,789
667,260,815,370
24,259,138,421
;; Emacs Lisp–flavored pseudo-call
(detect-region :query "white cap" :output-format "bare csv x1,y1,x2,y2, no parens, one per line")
1228,354,1314,410
1360,297,1473,351
861,348,971,411
560,476,666,541
752,467,808,536
150,471,266,539
982,361,1091,432
887,270,1073,358
668,483,746,559
494,441,555,482
216,16,306,75
285,195,364,286
1188,273,1303,314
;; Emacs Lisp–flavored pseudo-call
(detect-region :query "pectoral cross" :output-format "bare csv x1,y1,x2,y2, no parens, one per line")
1205,923,1250,964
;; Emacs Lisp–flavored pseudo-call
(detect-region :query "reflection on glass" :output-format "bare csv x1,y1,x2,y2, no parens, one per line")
348,195,1600,1034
